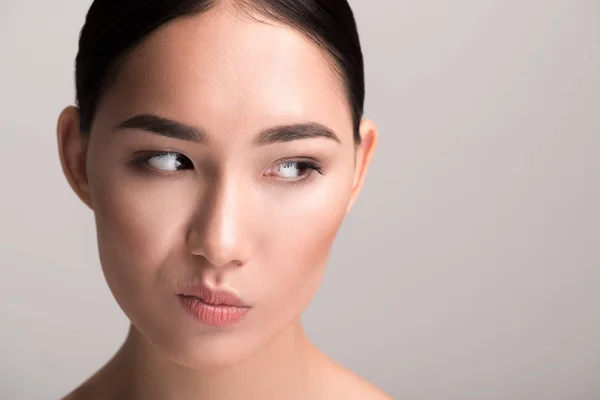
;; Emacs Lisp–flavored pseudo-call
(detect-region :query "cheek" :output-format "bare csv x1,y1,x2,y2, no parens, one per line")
258,175,353,318
88,164,190,310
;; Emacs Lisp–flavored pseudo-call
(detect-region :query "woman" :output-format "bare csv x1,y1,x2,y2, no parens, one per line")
57,0,386,398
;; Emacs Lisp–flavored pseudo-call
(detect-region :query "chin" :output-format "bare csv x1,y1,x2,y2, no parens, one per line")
176,333,258,370
133,316,270,371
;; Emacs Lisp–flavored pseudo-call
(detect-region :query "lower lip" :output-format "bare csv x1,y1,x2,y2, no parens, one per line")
178,295,250,327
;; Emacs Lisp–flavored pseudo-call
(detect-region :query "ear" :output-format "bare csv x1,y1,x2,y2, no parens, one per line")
346,118,378,216
56,106,93,209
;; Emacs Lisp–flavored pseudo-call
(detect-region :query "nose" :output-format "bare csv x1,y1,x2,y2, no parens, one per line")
186,176,251,268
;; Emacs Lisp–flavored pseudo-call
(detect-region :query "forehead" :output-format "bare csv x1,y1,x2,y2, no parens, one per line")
97,5,353,145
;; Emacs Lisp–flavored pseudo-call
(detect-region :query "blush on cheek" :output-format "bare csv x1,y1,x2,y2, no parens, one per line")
91,176,178,321
262,189,350,328
93,164,191,273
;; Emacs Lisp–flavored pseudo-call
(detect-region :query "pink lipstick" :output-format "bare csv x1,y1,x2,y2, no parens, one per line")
177,283,250,327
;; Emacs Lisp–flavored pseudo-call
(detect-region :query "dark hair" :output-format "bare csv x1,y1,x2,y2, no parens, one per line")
75,0,365,144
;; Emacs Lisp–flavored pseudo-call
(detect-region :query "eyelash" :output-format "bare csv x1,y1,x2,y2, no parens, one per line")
130,151,324,183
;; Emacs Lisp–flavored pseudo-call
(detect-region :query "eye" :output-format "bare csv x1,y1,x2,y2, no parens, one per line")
267,160,324,181
136,151,193,172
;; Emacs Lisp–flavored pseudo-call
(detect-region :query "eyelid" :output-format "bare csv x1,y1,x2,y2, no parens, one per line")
129,150,194,175
266,158,324,183
134,148,183,156
272,157,322,170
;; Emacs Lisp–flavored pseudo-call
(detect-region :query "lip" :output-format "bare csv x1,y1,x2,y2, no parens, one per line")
177,283,250,327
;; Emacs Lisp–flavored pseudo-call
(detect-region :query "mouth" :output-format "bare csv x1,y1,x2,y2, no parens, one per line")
177,283,250,327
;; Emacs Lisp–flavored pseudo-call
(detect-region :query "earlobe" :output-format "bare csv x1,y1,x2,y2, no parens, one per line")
56,106,93,210
346,118,378,216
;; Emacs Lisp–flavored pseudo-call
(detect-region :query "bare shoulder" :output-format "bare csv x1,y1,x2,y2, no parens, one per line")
329,369,394,400
60,383,98,400
60,379,123,400
59,366,122,400
310,354,394,400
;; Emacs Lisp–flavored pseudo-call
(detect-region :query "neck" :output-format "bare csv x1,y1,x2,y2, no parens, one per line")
103,321,321,400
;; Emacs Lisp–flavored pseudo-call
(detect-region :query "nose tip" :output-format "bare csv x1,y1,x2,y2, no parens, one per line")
187,227,244,268
186,183,249,268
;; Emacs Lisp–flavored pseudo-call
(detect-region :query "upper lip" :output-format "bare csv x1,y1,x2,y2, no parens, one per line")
178,283,249,307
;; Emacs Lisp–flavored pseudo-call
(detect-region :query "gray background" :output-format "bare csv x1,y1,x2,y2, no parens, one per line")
1,1,599,399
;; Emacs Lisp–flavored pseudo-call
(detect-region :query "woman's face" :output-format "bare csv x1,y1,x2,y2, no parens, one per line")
62,5,375,368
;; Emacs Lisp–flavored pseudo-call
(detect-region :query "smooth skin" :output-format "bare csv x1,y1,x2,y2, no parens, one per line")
57,3,386,399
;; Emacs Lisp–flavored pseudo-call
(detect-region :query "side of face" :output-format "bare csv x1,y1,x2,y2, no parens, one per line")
57,4,377,369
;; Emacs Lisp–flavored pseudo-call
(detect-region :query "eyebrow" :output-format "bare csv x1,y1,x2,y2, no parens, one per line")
114,114,341,146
